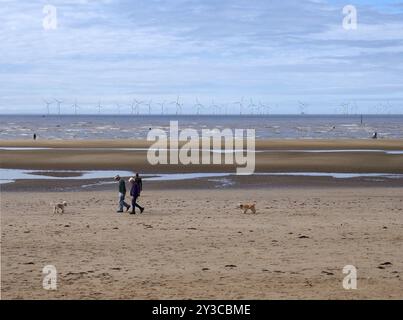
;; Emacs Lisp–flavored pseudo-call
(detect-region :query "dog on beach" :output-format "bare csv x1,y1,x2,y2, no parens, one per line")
52,201,67,214
238,203,256,214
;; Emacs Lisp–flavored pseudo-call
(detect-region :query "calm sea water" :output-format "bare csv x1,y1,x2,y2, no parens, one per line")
1,114,402,140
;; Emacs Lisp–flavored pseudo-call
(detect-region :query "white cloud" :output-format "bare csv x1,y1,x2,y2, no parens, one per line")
0,0,402,113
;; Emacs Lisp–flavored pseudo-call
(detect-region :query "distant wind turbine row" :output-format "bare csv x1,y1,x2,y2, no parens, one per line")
42,96,274,115
41,98,397,115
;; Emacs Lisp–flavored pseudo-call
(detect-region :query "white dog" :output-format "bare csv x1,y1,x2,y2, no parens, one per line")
52,201,67,214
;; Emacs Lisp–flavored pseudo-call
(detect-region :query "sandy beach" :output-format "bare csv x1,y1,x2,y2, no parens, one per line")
1,139,403,299
3,0,403,304
1,187,402,299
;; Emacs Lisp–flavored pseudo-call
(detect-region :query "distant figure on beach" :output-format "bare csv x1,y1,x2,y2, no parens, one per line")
135,173,143,193
33,133,37,140
114,175,130,213
372,132,378,139
129,177,144,215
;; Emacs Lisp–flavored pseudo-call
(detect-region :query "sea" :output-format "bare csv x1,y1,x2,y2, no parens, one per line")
1,114,403,140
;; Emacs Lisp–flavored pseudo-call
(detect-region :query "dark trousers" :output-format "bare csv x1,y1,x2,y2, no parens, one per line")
131,196,143,212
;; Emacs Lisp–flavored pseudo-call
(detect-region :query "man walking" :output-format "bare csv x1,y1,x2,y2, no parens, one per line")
114,175,130,213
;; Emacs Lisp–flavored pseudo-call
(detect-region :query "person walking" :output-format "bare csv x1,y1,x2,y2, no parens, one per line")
114,175,130,213
135,172,143,193
129,177,144,215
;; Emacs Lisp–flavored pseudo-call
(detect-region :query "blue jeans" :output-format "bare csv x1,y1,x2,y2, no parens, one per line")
118,193,130,211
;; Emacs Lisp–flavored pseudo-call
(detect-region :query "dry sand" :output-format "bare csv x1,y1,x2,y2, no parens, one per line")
1,187,402,299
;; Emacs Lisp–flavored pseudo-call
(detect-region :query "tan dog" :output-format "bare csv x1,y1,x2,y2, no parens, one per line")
53,201,67,214
238,203,256,214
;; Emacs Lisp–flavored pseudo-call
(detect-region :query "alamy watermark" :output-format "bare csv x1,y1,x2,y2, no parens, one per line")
342,5,358,30
43,5,58,30
42,4,357,31
146,121,255,175
42,265,57,290
42,4,357,32
342,265,357,290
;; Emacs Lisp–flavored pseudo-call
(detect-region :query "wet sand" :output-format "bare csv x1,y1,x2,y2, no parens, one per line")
1,139,403,173
1,188,402,299
2,174,403,193
1,138,403,150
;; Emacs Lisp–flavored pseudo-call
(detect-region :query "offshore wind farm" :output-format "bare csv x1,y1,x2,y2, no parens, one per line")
1,97,401,140
6,96,401,116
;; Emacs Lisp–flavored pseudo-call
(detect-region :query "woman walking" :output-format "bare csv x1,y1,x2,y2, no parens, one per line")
129,177,145,215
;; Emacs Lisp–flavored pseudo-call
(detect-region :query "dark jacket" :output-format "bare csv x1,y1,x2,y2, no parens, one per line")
130,181,140,198
135,177,143,192
119,179,126,194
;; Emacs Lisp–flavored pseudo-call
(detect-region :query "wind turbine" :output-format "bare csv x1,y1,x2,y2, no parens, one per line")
377,102,386,114
171,96,183,115
156,100,166,115
266,104,272,115
96,101,104,114
259,101,269,115
351,101,359,115
384,100,392,114
233,97,244,115
340,102,350,115
43,99,53,115
115,102,121,115
54,98,62,116
130,100,135,115
298,101,308,115
145,99,153,115
130,99,143,115
72,100,80,115
221,103,229,115
194,98,204,115
211,99,221,115
248,98,257,115
367,104,376,114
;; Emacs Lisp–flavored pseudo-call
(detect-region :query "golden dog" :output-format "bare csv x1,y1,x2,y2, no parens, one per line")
238,203,256,214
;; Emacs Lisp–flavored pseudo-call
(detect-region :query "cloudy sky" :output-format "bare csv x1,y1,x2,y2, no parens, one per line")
0,0,402,114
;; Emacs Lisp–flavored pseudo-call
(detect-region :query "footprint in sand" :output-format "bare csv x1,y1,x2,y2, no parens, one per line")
378,262,392,269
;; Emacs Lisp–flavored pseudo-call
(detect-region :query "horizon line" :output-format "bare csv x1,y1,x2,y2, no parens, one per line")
0,113,402,116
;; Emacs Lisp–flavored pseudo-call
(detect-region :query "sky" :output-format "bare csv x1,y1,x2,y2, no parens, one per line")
0,0,402,114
